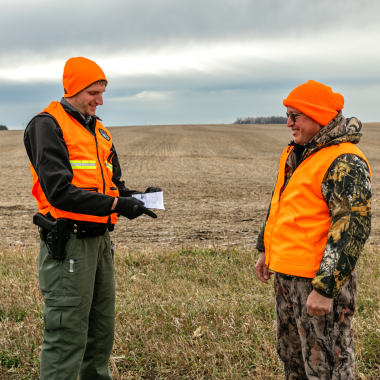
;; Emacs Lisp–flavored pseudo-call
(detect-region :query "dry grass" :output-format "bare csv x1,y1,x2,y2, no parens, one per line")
1,245,379,379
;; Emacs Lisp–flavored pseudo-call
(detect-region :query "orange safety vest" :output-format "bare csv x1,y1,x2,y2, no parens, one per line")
264,142,371,278
30,101,119,224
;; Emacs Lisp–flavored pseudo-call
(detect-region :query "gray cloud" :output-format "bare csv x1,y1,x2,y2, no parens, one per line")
1,0,379,60
1,0,380,128
2,69,379,130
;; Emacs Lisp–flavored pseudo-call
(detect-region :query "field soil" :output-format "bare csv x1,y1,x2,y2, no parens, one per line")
0,123,379,251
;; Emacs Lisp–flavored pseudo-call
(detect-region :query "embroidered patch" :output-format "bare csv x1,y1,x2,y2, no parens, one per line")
99,129,110,141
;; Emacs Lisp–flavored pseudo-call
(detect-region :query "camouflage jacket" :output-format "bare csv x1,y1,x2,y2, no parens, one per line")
256,112,372,298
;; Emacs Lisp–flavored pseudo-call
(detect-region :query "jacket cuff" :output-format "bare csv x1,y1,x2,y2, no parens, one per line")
118,187,142,198
256,238,265,252
313,287,334,299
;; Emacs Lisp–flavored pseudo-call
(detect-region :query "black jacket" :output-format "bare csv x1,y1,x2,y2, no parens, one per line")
24,100,127,227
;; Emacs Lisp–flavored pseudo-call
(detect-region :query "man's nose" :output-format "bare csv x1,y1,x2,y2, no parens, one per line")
96,95,103,106
287,116,294,128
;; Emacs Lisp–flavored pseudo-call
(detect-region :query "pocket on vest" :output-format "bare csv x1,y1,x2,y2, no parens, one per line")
273,216,319,268
290,216,319,267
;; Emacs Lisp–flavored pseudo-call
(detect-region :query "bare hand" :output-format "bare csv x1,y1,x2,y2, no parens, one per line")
111,198,118,210
255,252,274,284
306,290,332,316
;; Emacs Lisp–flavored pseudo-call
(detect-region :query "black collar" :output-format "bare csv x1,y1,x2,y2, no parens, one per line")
60,98,100,135
60,98,95,127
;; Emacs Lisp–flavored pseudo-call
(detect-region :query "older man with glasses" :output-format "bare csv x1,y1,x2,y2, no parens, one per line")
255,80,372,379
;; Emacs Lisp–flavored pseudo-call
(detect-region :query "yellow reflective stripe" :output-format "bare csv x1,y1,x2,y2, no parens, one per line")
70,160,97,170
104,161,113,172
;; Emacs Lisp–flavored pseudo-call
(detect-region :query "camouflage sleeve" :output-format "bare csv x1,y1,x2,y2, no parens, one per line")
312,154,372,298
256,204,270,252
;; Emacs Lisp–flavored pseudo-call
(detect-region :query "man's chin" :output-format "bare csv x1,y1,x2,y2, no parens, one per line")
86,109,96,117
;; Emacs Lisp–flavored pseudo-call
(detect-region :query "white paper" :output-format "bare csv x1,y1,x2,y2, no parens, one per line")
132,191,165,210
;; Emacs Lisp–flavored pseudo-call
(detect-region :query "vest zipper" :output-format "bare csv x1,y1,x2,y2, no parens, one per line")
278,172,294,201
94,133,106,194
277,148,299,201
278,144,311,201
95,130,112,225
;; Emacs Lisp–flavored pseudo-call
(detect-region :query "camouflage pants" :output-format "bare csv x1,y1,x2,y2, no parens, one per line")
274,272,357,380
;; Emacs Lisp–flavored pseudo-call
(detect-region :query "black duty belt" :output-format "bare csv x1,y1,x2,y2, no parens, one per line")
66,220,108,239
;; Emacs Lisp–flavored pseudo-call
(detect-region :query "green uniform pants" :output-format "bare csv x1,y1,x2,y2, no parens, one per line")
38,230,115,380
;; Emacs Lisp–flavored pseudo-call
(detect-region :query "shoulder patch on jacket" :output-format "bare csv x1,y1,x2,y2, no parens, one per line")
99,129,110,141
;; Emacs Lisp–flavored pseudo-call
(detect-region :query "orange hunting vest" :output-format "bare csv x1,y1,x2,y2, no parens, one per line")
264,142,371,278
30,101,119,224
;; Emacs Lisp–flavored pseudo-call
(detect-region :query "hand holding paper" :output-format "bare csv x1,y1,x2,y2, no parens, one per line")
132,191,165,210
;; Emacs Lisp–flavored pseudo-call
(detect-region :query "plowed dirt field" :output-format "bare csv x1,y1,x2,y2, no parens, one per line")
1,123,379,252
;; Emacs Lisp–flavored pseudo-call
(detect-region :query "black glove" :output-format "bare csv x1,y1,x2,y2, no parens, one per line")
145,186,162,193
113,197,157,220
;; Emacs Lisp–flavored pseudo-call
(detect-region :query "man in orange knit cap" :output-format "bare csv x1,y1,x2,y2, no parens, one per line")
255,80,371,379
24,57,160,380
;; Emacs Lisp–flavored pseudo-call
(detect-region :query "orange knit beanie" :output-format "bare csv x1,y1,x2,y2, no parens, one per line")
283,80,344,126
63,57,107,98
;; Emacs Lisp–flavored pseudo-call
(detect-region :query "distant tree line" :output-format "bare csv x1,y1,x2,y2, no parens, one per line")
0,125,8,130
233,116,287,124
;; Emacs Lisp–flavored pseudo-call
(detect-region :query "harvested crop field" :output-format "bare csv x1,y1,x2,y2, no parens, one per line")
1,123,379,251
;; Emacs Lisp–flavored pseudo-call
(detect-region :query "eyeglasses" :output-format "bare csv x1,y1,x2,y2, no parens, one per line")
286,112,303,122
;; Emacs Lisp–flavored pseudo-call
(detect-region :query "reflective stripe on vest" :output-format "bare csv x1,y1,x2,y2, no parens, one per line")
30,101,119,224
70,160,97,169
104,161,113,172
264,142,371,278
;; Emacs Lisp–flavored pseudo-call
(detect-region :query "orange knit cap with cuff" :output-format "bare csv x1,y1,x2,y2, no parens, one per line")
63,57,107,98
283,80,344,126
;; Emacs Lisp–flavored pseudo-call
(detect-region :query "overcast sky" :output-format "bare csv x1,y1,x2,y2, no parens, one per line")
1,0,380,129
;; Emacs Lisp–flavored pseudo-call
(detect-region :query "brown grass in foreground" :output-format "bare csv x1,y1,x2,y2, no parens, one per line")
0,246,379,379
